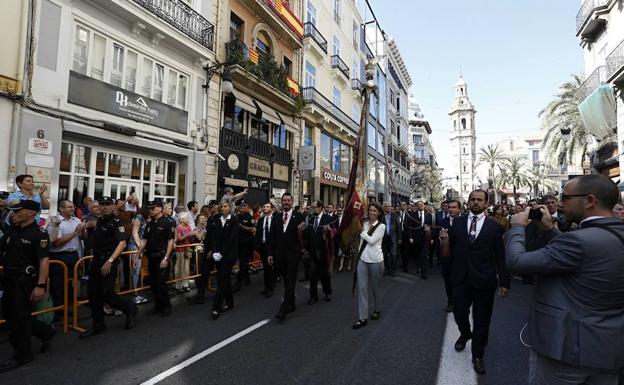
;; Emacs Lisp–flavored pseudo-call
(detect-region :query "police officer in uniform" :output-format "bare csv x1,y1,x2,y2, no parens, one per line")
138,199,175,317
233,200,255,292
0,200,56,373
78,197,137,339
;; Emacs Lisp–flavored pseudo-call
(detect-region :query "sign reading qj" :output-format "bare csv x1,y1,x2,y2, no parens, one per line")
68,71,188,134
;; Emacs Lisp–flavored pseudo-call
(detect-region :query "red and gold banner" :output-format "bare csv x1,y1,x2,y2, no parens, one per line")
287,76,300,96
265,0,304,39
249,48,259,64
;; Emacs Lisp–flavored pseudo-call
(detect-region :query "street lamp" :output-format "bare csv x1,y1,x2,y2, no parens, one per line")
560,126,571,143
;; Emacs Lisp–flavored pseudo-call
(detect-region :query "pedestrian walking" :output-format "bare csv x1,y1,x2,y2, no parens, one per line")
174,212,193,293
255,202,279,298
210,200,239,320
188,201,219,305
438,200,462,313
78,197,137,339
381,202,401,277
233,200,255,292
304,200,334,305
352,201,385,329
0,200,57,373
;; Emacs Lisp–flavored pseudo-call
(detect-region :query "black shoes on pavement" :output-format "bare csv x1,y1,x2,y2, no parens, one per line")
472,357,486,375
454,334,472,352
79,324,107,340
352,319,367,329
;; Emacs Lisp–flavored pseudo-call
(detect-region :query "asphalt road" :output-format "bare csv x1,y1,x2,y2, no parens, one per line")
0,265,533,385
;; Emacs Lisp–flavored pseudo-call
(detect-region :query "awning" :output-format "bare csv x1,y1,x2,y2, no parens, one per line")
232,89,257,114
254,100,281,125
578,84,617,141
276,111,298,134
223,177,248,188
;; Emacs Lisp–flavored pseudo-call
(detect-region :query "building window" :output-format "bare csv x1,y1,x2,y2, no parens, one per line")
461,118,466,130
320,133,331,169
304,125,314,146
367,123,376,149
332,138,341,171
352,104,360,122
256,34,271,55
73,25,90,75
352,20,359,49
273,124,291,150
230,12,244,41
250,118,270,142
340,141,350,172
377,131,384,155
333,35,341,57
352,59,359,81
333,0,341,25
110,44,124,87
412,134,422,144
306,0,317,25
332,86,341,108
305,61,316,88
283,56,292,77
223,96,246,133
532,150,540,163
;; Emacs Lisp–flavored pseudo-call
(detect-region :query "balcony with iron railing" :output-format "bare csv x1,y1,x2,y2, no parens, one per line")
331,55,350,80
220,128,292,165
576,0,609,38
302,87,358,133
239,0,303,46
577,66,607,101
132,0,215,51
606,39,624,83
303,22,327,54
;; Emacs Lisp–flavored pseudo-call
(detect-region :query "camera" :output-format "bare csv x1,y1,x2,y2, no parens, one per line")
528,208,542,221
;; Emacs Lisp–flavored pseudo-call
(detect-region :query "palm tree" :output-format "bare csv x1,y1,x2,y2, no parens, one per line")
539,74,591,166
496,156,532,203
478,143,507,187
527,167,560,197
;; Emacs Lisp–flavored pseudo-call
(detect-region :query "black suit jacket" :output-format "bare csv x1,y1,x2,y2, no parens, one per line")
449,215,510,290
211,215,240,262
272,210,304,261
255,214,280,252
303,213,334,259
403,211,431,243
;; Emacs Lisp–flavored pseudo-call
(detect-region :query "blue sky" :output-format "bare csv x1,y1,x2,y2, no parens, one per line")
368,0,584,176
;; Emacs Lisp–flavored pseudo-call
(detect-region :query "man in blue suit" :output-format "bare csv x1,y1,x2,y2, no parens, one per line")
506,174,624,385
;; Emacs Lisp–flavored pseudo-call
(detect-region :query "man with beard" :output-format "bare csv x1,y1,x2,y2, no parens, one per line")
304,200,334,304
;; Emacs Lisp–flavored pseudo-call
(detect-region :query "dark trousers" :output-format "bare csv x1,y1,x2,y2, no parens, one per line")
309,252,331,299
276,256,300,309
440,256,453,305
1,276,56,361
301,254,311,280
413,241,427,275
236,240,253,284
49,251,78,307
400,241,411,271
195,251,215,299
212,259,235,311
258,243,274,291
88,257,134,327
147,254,171,311
452,281,496,358
382,234,396,274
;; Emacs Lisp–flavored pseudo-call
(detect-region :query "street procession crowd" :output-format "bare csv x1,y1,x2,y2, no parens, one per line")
0,173,624,385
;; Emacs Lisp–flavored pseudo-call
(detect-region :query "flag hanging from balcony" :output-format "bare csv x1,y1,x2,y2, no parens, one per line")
249,48,259,64
274,0,284,13
287,77,300,96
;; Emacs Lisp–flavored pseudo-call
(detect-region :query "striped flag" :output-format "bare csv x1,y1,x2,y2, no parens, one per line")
287,77,300,96
274,0,284,13
249,48,259,64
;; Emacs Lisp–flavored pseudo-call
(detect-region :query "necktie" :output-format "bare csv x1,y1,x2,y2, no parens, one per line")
386,214,391,235
283,212,288,225
469,216,478,242
450,218,453,227
314,215,319,231
264,217,269,242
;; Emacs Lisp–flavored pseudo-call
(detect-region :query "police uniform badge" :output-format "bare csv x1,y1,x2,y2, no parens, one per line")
40,239,48,248
119,226,125,233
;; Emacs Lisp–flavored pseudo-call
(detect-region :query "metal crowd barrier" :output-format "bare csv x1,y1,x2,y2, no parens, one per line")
0,260,69,333
70,243,211,333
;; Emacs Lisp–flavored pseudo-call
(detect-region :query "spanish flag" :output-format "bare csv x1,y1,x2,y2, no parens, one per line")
249,48,259,65
287,77,300,96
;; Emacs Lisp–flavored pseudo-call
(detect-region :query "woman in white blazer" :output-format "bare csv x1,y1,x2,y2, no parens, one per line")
353,201,386,329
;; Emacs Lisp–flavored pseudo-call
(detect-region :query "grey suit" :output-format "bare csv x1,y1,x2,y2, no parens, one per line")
506,218,624,378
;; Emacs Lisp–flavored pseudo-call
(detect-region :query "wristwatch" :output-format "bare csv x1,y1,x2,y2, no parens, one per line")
107,257,115,263
36,283,46,289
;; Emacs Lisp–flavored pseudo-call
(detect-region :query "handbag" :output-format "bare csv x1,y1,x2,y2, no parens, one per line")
34,285,54,325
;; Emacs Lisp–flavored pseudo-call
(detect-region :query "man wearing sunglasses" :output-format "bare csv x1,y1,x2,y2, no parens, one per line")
506,174,624,385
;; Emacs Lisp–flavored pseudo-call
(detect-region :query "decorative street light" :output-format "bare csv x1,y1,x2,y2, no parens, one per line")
560,126,571,143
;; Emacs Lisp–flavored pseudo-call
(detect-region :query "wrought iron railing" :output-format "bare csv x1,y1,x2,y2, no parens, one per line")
331,55,350,79
132,0,215,51
220,128,291,164
249,137,273,159
220,128,248,153
351,78,363,91
274,147,290,164
576,0,608,34
302,87,358,133
606,39,624,81
303,23,327,53
577,66,607,101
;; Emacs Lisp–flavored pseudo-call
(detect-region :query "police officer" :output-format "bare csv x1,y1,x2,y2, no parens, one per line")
233,200,255,292
79,197,137,339
0,200,56,373
138,199,175,317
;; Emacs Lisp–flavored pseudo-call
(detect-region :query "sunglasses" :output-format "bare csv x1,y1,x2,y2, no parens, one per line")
561,193,588,202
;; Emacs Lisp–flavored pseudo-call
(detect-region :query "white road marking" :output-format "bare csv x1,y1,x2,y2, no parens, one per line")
140,319,271,385
435,313,477,385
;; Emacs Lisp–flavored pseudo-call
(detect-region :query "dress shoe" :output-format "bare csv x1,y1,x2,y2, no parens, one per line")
324,294,332,302
78,325,107,340
371,311,381,320
275,304,287,320
0,357,33,373
352,319,368,329
125,305,138,330
307,297,318,306
40,328,58,353
287,304,296,313
159,308,172,318
445,304,453,313
222,304,234,312
472,357,486,375
454,334,472,352
210,310,220,320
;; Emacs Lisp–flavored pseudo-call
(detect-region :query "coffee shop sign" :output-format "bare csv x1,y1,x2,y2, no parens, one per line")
323,171,349,185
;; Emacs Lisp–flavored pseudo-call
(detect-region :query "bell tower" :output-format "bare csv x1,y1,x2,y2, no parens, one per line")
449,74,477,201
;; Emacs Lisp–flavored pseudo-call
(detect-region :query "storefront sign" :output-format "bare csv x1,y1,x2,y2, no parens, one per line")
25,153,54,168
68,71,188,134
321,168,349,188
28,138,52,155
26,167,52,183
273,163,289,182
248,157,271,178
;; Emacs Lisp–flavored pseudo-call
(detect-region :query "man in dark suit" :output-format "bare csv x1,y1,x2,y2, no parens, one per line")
270,193,305,321
382,202,402,276
433,201,450,266
442,189,510,375
506,175,624,384
397,201,410,271
438,200,462,313
304,200,334,304
255,202,279,298
412,200,433,279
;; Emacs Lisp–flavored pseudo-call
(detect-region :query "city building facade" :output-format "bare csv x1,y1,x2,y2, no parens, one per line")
408,97,438,202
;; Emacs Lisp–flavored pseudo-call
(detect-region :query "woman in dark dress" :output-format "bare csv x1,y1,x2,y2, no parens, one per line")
210,200,239,320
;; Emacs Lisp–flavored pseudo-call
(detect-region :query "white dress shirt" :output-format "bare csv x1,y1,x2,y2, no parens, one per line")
49,216,83,253
262,214,272,243
220,214,231,227
359,220,386,263
467,212,486,239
